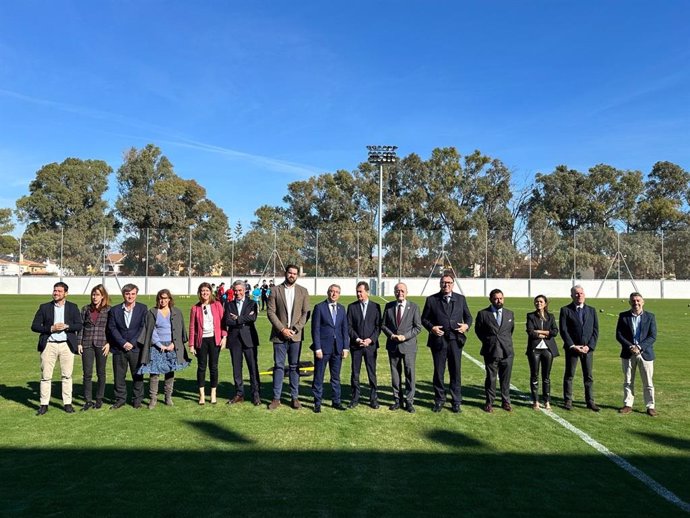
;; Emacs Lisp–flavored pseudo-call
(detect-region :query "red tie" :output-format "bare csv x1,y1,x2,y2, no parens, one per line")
396,304,402,326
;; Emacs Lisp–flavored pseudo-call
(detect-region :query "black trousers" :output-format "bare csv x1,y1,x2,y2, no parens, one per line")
527,349,554,403
484,355,513,405
229,343,260,398
112,349,144,405
350,345,378,403
82,345,107,402
431,340,463,405
197,337,221,388
563,349,594,404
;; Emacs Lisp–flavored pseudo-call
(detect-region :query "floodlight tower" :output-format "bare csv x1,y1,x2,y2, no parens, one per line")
367,145,398,296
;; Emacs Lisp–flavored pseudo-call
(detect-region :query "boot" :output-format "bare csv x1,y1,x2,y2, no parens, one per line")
164,377,174,406
148,375,159,409
198,387,206,405
210,387,217,404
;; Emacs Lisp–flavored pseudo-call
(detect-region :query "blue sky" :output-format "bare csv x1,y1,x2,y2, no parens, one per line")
1,1,688,235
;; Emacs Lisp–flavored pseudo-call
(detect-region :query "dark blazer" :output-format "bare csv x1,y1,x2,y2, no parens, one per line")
381,300,423,354
421,292,473,349
525,311,560,357
267,282,310,343
107,303,148,354
616,310,657,361
475,306,515,359
223,298,260,348
347,300,381,350
138,307,189,365
78,305,110,348
311,300,349,355
559,303,598,351
31,300,83,354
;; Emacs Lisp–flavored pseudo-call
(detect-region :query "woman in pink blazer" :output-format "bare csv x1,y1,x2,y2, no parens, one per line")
189,282,227,404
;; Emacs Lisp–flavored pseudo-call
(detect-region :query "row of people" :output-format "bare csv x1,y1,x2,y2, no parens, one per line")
31,271,657,416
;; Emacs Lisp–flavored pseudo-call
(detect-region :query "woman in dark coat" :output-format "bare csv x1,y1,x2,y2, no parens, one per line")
78,284,111,410
525,294,559,410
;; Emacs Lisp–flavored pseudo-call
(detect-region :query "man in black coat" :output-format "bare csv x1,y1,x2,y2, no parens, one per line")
421,274,472,413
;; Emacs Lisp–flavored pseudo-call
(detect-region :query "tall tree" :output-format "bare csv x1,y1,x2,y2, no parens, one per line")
0,208,17,255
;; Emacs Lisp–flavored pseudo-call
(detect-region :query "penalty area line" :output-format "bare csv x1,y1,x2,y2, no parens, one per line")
462,350,690,514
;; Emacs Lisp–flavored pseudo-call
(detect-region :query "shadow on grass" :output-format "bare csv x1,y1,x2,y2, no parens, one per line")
634,431,690,452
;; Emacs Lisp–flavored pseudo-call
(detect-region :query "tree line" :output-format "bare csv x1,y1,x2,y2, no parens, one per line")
3,143,689,279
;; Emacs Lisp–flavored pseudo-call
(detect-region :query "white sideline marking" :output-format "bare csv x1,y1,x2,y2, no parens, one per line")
462,350,690,513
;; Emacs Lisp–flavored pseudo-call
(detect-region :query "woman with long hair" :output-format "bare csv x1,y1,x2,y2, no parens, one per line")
138,289,190,408
189,282,226,405
525,295,559,409
78,284,111,410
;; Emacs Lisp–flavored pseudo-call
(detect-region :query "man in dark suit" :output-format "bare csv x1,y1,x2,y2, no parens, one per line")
31,282,83,415
560,285,599,411
475,288,515,413
381,282,423,413
616,292,658,417
311,284,349,413
224,280,261,406
107,283,147,409
347,281,382,409
422,273,472,413
266,264,310,410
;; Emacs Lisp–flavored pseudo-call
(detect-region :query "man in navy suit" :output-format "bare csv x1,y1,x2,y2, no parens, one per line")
616,292,658,417
422,273,472,413
346,281,381,409
381,282,423,413
31,282,83,415
107,283,147,409
474,289,515,413
560,285,599,411
310,284,349,413
224,280,261,406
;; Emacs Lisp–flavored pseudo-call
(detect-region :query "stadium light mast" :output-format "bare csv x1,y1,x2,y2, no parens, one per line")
367,145,398,296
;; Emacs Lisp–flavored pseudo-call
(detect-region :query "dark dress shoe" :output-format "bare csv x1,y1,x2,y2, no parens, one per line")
347,401,358,409
252,396,261,406
432,402,443,413
228,394,244,404
81,402,94,412
132,401,142,409
36,405,48,416
64,404,75,414
587,402,600,412
388,402,401,411
451,403,462,413
484,404,494,413
313,404,321,413
332,403,346,411
94,400,103,409
406,404,416,414
110,401,125,410
370,401,380,409
501,401,513,412
564,400,573,410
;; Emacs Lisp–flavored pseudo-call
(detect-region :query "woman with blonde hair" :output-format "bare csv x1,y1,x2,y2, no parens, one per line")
189,282,226,404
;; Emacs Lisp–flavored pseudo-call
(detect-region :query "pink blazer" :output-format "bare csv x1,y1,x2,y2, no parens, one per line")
189,301,226,348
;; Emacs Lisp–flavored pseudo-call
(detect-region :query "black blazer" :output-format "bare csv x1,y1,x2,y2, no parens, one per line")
31,300,83,354
615,310,657,361
421,292,473,349
223,298,260,349
474,306,515,359
107,303,148,354
347,300,382,350
559,303,598,351
525,311,559,357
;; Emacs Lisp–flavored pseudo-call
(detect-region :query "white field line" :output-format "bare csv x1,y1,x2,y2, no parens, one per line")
462,350,690,513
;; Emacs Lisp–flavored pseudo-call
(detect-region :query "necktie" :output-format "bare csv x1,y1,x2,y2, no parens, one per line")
361,302,367,316
396,304,403,326
237,299,243,314
577,306,584,324
495,309,502,326
331,303,337,324
444,296,451,304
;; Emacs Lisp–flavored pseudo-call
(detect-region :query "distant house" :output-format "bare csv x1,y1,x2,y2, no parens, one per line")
0,256,50,275
102,253,126,276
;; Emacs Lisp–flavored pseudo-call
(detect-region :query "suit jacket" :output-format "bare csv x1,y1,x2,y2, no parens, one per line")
559,303,598,351
525,311,560,357
138,307,189,365
189,301,226,348
107,302,148,354
421,291,473,349
78,304,110,348
267,282,310,343
223,298,260,349
347,300,381,350
475,306,515,359
616,310,657,361
31,300,83,354
381,300,422,354
311,300,349,355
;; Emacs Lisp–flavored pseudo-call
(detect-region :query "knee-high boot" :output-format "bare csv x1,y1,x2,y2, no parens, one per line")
148,375,159,409
164,376,175,406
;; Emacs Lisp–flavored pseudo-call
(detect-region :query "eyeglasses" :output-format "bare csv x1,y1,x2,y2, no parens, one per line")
203,306,209,315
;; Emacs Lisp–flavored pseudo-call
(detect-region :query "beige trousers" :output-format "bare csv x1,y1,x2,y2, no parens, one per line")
40,342,74,405
622,355,655,409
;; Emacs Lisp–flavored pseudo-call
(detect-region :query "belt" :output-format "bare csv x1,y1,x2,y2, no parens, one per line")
48,340,67,343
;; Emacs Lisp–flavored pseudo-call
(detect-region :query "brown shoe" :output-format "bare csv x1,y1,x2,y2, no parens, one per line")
484,404,494,413
291,399,301,410
268,399,281,410
646,408,658,417
619,406,633,414
501,401,513,412
227,394,244,405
